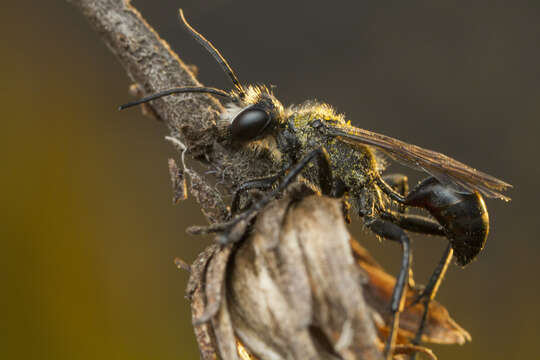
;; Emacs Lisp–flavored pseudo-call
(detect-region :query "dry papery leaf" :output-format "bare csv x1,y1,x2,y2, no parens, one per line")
187,193,470,360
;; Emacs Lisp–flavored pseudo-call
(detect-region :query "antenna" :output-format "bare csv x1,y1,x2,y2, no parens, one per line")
119,86,230,110
179,9,245,96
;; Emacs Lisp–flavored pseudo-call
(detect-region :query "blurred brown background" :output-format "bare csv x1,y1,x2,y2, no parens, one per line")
2,1,539,359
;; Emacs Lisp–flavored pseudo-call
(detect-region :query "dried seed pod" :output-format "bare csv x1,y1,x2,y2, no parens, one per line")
187,194,469,360
352,240,471,345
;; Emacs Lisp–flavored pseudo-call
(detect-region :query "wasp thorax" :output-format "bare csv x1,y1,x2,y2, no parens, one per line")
230,105,271,142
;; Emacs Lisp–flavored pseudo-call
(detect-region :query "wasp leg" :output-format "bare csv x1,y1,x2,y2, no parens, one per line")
231,144,335,215
380,209,446,290
376,175,406,203
383,174,409,195
380,210,445,236
364,217,411,360
409,244,453,360
381,174,415,288
231,173,282,215
380,210,456,359
191,147,334,244
382,174,409,213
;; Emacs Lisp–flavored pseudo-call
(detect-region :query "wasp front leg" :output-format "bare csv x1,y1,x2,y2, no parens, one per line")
230,173,282,215
230,141,339,216
189,147,336,244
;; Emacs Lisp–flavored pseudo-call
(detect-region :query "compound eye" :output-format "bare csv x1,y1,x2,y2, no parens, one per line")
230,107,270,141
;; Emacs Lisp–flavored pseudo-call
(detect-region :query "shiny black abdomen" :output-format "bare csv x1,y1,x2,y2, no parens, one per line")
405,177,489,266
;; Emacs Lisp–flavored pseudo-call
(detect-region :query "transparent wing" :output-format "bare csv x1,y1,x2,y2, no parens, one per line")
323,122,512,201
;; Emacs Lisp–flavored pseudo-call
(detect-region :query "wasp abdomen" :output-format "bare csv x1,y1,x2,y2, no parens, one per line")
404,177,489,266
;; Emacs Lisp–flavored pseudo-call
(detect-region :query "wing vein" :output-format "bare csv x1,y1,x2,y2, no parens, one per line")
323,123,512,201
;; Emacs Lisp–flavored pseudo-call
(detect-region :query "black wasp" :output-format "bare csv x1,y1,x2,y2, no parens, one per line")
121,9,512,359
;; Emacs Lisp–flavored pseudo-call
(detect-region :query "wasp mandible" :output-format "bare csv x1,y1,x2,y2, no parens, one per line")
120,9,512,359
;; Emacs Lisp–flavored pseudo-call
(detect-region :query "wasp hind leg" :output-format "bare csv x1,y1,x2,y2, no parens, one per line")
380,210,445,236
364,217,411,360
379,210,455,354
378,212,456,359
378,174,458,357
409,244,454,359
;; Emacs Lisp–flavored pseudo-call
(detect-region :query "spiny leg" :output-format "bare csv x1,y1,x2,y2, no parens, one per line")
189,147,334,243
365,217,411,360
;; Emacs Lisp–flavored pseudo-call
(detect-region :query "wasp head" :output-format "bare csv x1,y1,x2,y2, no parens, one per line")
225,85,285,142
119,10,285,148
